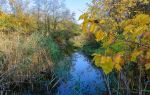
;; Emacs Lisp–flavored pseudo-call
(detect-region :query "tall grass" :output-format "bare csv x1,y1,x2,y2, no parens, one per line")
0,32,60,93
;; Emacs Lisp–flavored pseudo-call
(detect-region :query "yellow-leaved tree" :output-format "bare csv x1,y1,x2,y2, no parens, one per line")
80,0,150,94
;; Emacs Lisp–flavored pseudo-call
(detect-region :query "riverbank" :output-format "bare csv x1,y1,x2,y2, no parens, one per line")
0,31,76,94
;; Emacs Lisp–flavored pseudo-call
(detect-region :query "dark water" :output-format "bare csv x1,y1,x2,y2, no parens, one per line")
2,52,106,95
56,52,107,95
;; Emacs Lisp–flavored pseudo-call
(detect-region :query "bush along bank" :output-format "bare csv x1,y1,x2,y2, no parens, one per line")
0,31,76,94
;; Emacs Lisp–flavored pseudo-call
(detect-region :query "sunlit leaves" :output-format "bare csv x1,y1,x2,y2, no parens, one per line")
123,14,150,39
105,32,116,46
90,23,96,32
80,0,150,75
120,14,150,46
0,13,16,32
131,49,143,62
95,31,106,41
145,50,150,59
114,53,124,71
93,54,101,66
80,13,89,33
134,14,150,25
82,21,88,32
79,13,88,20
142,0,149,4
114,53,124,65
0,11,37,33
93,53,124,73
143,32,150,40
114,64,122,71
93,54,114,75
99,20,105,24
124,25,135,34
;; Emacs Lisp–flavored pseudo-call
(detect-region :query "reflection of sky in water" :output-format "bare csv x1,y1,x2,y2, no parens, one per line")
56,52,106,95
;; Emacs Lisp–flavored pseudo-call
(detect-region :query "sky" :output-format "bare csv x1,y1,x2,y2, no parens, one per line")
65,0,92,23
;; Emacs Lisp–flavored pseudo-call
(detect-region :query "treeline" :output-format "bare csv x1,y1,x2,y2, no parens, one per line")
0,0,79,33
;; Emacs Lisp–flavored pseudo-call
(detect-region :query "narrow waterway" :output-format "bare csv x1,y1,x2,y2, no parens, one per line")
56,52,107,95
6,52,107,95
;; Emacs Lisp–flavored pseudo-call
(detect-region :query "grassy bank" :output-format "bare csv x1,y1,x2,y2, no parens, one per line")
0,31,69,93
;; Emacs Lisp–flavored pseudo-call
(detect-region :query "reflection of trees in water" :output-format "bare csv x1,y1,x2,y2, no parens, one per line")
55,52,107,95
54,56,73,80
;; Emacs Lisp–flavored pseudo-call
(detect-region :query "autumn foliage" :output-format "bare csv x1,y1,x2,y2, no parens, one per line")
80,0,150,94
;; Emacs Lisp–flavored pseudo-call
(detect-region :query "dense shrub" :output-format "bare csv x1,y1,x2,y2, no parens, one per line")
0,32,61,90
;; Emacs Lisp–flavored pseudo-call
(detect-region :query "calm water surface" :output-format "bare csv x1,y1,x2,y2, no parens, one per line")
11,52,106,95
56,52,106,95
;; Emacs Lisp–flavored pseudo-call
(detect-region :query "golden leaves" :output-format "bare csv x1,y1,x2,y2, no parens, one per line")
90,24,96,32
103,32,116,47
95,31,106,41
0,12,6,19
93,54,114,75
115,64,122,71
114,53,124,65
81,22,88,32
134,14,150,25
124,25,135,33
123,14,150,29
0,10,38,32
99,20,105,24
134,25,148,36
131,50,143,62
145,50,150,60
105,48,113,55
123,14,150,40
79,13,88,20
114,53,124,71
143,32,150,40
80,0,150,75
143,0,149,4
93,54,101,66
79,13,89,32
107,32,116,45
93,53,125,74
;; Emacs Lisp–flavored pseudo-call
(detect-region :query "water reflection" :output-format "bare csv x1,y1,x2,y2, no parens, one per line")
56,52,107,95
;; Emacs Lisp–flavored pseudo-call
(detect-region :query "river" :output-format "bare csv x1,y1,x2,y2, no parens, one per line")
55,52,107,95
6,52,107,95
